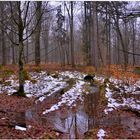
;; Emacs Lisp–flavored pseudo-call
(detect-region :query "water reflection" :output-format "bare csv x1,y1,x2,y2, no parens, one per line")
46,86,100,138
47,106,89,139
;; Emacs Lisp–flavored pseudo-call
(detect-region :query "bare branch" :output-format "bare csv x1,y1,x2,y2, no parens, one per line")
4,30,19,46
119,49,140,56
9,2,19,26
23,1,30,28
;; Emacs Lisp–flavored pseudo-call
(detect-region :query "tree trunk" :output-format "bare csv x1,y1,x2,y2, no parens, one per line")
35,1,42,66
1,28,6,65
117,21,120,65
0,4,6,65
11,32,16,64
70,1,75,67
96,7,104,67
124,20,129,67
17,1,25,97
18,42,25,96
132,20,136,66
108,14,111,66
114,18,128,70
91,1,98,69
26,27,29,64
44,28,49,63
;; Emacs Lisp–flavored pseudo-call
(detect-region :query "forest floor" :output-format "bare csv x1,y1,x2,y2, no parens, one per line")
0,64,140,139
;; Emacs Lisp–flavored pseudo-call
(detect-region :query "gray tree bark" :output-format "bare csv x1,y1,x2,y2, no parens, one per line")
70,2,75,67
35,1,42,66
91,2,99,69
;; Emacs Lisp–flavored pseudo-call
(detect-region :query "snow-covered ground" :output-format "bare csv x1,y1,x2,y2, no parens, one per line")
0,70,139,116
97,129,106,140
104,77,140,114
0,71,68,98
0,71,88,104
15,125,26,131
43,80,86,114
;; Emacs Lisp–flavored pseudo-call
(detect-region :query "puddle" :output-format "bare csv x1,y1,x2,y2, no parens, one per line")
8,85,140,138
44,85,100,139
46,106,89,139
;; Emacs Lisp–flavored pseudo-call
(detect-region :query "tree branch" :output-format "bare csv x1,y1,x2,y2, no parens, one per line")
119,49,140,56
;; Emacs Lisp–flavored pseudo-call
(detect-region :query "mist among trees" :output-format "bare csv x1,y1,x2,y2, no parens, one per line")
0,1,140,139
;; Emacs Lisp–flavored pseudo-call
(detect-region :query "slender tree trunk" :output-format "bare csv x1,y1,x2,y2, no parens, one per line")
70,1,75,67
1,29,6,65
114,17,128,70
26,27,29,64
105,3,109,66
91,1,98,69
117,20,120,65
124,20,129,67
11,31,16,64
132,20,136,66
18,42,25,96
96,2,104,67
108,14,111,66
0,5,6,65
17,1,25,96
35,1,42,66
44,28,49,63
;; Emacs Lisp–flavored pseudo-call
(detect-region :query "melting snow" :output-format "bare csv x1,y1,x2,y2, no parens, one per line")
60,71,85,80
0,71,67,100
97,129,106,140
1,70,139,117
104,78,140,114
43,80,86,114
15,125,26,131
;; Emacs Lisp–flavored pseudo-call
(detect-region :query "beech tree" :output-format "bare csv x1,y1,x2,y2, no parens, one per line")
35,1,42,66
0,1,140,73
1,1,45,96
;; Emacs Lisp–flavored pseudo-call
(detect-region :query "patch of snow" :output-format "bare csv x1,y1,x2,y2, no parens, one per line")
27,125,32,129
38,96,46,102
104,108,113,114
0,71,67,99
104,78,140,114
1,117,6,120
15,125,26,131
134,80,140,88
26,94,33,98
97,129,106,140
24,73,67,98
94,76,105,83
43,80,86,114
60,71,85,80
43,104,59,114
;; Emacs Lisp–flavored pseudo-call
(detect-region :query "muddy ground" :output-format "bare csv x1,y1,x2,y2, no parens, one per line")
0,93,140,139
0,67,139,139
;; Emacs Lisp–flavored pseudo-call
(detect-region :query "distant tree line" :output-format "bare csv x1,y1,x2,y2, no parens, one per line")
0,1,140,96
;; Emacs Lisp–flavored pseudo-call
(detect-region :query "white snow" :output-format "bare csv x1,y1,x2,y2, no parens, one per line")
60,71,85,80
0,71,67,100
38,96,46,102
94,76,105,83
43,80,86,114
0,70,139,117
97,129,106,140
135,80,140,88
15,125,26,131
104,77,140,114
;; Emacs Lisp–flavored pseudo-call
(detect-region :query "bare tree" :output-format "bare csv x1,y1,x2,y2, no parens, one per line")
2,1,45,96
0,2,6,65
35,1,42,66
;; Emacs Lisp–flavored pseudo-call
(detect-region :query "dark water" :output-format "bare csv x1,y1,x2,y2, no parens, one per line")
14,85,140,139
44,86,100,139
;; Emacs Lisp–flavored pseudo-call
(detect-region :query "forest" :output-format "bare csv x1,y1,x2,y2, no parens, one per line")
0,1,140,139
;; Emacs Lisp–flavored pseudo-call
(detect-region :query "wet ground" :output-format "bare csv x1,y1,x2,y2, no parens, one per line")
0,70,140,139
